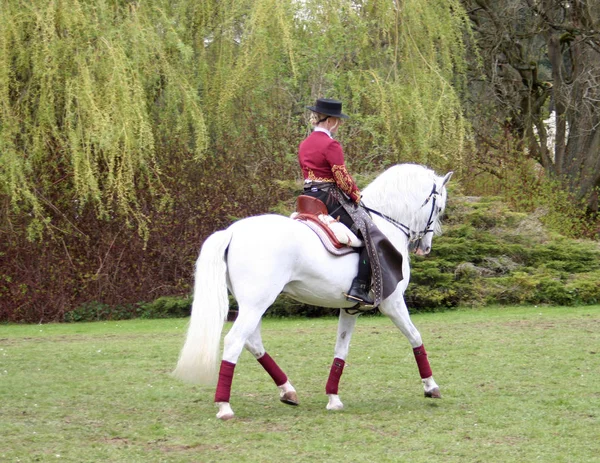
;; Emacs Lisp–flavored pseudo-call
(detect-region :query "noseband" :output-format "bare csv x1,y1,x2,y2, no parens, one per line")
363,183,439,246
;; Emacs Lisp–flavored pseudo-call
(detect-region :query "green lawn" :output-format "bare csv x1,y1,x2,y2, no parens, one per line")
1,306,599,462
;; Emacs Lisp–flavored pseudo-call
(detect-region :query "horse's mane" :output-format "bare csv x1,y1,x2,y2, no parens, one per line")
362,163,446,235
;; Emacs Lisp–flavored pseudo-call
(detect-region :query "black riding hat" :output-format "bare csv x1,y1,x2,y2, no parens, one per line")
306,98,349,119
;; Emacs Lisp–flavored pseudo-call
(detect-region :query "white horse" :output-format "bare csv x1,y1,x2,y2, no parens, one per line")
173,163,452,420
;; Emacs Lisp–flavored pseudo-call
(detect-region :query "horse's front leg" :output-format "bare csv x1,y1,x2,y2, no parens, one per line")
326,309,359,411
379,296,441,399
244,321,298,406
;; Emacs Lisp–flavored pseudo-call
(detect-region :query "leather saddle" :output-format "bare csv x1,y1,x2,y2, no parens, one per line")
292,196,362,253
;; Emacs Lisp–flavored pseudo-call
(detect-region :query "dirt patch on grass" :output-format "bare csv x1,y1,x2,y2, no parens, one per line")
157,442,226,453
104,437,131,446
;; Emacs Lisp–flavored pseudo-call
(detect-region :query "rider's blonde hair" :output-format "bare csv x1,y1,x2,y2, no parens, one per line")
310,112,331,126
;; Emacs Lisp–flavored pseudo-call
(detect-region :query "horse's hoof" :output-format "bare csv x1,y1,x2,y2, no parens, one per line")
326,402,344,411
326,394,344,411
424,387,442,399
280,391,299,406
216,402,235,420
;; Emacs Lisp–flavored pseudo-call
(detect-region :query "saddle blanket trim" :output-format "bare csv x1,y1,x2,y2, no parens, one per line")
295,218,356,256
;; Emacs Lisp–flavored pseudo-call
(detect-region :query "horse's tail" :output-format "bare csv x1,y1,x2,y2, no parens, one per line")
172,228,233,385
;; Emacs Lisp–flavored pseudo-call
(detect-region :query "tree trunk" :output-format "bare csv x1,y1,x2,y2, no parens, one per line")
464,0,600,212
545,0,600,210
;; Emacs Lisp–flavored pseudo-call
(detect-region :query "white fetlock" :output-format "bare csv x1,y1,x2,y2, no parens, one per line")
422,376,442,398
278,380,296,395
326,394,344,411
216,402,235,420
422,376,437,391
278,381,299,406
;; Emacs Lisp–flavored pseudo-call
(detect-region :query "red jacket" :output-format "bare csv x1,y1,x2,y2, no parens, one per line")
298,130,361,202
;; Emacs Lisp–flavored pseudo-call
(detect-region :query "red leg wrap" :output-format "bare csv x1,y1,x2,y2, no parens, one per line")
413,344,433,378
325,357,346,395
214,360,236,403
257,352,288,386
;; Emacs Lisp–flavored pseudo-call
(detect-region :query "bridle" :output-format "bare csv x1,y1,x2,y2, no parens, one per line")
362,183,440,246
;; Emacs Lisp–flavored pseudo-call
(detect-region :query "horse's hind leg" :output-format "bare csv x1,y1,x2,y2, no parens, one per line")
379,297,441,399
214,309,266,420
326,310,359,411
245,322,298,406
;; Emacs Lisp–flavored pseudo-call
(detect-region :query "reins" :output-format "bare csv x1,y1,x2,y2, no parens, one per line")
362,205,411,236
343,183,440,314
362,183,439,244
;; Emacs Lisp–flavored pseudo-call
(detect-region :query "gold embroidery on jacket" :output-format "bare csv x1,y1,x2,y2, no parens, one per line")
307,169,335,183
331,164,358,197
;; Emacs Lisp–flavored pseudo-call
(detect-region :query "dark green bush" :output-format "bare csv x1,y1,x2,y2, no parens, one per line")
403,195,600,311
138,296,193,319
63,301,141,322
63,195,600,321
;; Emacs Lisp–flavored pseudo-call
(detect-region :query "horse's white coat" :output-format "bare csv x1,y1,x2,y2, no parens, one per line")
172,164,451,419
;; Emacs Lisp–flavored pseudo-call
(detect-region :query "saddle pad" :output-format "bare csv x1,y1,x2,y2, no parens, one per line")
297,219,356,256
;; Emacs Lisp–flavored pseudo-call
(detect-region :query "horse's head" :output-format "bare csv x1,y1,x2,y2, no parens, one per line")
361,164,453,255
408,170,452,255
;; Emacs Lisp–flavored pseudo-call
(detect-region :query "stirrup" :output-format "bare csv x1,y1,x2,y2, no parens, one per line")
345,293,374,306
344,279,374,306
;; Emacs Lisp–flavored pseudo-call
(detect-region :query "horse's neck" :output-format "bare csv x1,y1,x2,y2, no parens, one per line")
369,211,411,251
361,195,410,250
362,185,421,225
361,170,435,245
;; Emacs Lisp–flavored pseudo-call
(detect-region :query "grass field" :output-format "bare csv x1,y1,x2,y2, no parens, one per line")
1,306,599,462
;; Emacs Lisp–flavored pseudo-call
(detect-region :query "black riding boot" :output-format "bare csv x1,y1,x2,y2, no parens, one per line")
346,248,373,305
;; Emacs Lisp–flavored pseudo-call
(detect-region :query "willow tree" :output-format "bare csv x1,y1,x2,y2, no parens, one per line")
169,0,472,173
0,0,208,239
1,0,471,238
288,0,472,172
0,0,474,321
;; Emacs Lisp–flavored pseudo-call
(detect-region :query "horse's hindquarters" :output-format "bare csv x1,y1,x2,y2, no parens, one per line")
226,215,357,309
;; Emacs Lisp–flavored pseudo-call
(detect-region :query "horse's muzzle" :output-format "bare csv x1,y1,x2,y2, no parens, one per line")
414,247,430,256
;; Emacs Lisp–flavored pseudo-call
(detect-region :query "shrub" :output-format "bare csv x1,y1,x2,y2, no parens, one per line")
63,302,141,323
61,194,600,321
404,194,600,311
138,296,193,319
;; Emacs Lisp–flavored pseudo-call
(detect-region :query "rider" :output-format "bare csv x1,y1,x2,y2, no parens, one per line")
298,98,373,306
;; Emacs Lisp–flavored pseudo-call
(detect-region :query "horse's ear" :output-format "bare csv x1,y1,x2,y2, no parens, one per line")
442,171,453,187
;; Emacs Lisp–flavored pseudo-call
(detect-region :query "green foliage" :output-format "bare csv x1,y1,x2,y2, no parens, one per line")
405,194,600,310
228,294,339,319
264,296,338,318
0,0,208,240
293,0,471,172
460,136,597,241
1,0,475,322
63,301,141,323
496,161,596,239
0,0,471,240
138,296,193,319
63,296,192,322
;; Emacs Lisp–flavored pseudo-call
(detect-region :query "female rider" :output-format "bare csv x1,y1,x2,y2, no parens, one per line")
298,98,372,305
